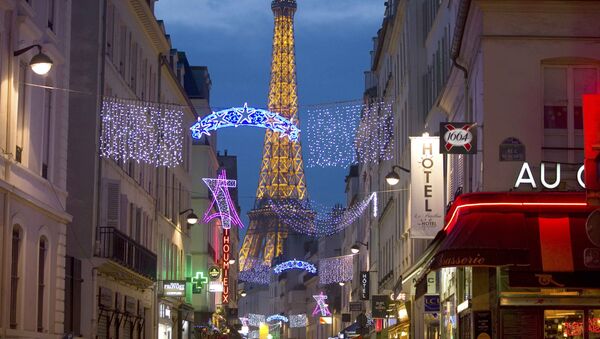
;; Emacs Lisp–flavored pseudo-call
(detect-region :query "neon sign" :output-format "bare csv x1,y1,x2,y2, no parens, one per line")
273,259,317,274
312,292,331,317
190,271,208,294
190,103,300,142
222,229,230,304
203,169,243,229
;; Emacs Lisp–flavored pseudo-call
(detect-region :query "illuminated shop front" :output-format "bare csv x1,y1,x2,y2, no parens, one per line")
407,192,599,339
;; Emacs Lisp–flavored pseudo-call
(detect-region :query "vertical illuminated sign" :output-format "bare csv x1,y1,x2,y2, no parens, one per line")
360,271,370,300
222,228,230,304
410,136,444,238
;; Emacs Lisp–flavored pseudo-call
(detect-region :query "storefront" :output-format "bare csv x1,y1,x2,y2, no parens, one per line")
411,192,600,338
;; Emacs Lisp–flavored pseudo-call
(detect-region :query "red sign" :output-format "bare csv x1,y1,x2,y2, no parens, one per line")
584,94,600,205
222,229,230,304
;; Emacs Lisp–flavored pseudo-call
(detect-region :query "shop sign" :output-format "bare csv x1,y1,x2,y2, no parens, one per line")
99,287,113,308
222,229,230,304
509,271,600,289
474,311,492,339
161,280,186,297
208,280,223,292
440,122,477,154
371,295,388,318
359,271,369,300
514,162,585,189
190,271,208,294
424,295,440,313
410,136,444,238
208,266,221,280
349,301,363,312
124,296,137,315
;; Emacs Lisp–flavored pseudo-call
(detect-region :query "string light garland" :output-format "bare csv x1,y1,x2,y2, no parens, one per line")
190,103,300,142
239,258,271,285
273,259,317,274
268,193,377,237
312,292,331,317
202,169,243,229
289,314,308,328
266,315,289,323
100,96,183,167
304,100,394,167
319,254,354,285
248,314,266,327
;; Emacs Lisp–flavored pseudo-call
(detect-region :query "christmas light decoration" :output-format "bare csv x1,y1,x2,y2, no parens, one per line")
304,100,394,167
266,315,289,323
319,254,354,285
202,169,243,229
312,292,331,317
100,96,183,167
273,259,317,274
289,314,308,328
190,103,300,142
240,317,249,327
239,258,271,285
268,192,377,237
248,314,266,327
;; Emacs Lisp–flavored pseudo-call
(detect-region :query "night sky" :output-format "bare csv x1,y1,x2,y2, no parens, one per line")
156,0,383,229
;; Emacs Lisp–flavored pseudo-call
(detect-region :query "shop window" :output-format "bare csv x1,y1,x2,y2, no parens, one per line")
589,309,600,339
544,310,584,339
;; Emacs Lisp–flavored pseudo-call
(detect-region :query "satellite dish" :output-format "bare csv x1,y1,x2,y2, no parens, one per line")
587,209,600,247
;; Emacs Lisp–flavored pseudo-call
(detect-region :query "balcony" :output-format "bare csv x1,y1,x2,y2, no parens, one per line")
97,227,157,280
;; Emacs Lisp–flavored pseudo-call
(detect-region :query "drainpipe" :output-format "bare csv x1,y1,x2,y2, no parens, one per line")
451,0,472,192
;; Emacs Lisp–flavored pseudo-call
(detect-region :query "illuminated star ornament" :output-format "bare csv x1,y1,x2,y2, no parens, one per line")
312,292,331,317
190,103,301,142
202,169,243,229
273,259,317,274
266,315,289,323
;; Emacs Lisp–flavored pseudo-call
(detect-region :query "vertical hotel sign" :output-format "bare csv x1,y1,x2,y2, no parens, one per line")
222,229,230,304
410,136,444,238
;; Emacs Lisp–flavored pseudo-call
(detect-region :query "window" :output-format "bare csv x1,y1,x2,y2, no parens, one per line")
38,237,47,331
543,65,599,164
16,63,27,163
42,87,52,179
10,227,21,329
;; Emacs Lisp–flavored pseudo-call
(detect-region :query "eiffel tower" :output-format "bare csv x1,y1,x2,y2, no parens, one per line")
239,0,308,272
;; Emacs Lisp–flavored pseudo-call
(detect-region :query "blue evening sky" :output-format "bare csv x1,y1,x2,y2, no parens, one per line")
156,0,383,228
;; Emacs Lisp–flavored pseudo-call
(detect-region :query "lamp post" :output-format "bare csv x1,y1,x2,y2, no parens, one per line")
14,44,53,75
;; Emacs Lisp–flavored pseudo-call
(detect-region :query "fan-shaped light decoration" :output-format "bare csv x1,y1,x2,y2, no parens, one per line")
248,314,266,327
239,258,271,285
268,193,377,237
273,259,317,274
100,96,184,167
304,100,394,167
312,292,331,317
202,169,243,229
190,103,300,142
319,254,354,285
289,314,308,328
266,315,289,323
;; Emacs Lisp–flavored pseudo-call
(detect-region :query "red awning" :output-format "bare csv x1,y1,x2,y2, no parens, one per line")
430,192,598,272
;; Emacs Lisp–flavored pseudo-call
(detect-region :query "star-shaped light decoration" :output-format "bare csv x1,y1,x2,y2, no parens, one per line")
190,103,300,141
203,169,243,230
312,292,331,317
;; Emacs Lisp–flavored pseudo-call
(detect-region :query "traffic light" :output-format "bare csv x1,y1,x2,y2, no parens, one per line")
584,94,600,205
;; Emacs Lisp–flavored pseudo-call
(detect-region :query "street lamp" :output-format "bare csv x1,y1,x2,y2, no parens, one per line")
385,165,410,186
14,44,53,75
339,281,345,286
350,241,368,254
179,209,199,225
229,257,236,265
240,290,247,297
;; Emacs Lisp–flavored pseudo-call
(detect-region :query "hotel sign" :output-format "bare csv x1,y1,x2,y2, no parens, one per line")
359,271,370,300
410,136,444,238
161,280,186,297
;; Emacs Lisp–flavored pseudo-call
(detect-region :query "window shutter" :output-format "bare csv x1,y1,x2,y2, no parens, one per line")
120,194,128,233
102,180,121,228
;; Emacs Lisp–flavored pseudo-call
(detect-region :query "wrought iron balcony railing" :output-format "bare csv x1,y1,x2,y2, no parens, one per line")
96,227,157,280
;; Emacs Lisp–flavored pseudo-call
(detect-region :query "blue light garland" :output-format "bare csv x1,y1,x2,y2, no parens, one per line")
273,259,317,274
266,315,289,323
239,258,271,285
190,103,300,142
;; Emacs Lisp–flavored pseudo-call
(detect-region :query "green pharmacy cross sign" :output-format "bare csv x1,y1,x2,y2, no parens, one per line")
189,272,209,294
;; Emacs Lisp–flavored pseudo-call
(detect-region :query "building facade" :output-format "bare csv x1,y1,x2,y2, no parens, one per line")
0,0,72,337
67,1,197,338
358,0,600,338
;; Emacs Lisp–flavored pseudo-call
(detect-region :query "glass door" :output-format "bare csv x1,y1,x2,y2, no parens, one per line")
544,310,584,339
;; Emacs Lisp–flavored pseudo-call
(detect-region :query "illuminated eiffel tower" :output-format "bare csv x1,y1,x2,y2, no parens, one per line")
239,0,307,272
